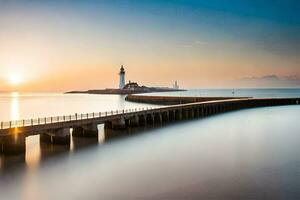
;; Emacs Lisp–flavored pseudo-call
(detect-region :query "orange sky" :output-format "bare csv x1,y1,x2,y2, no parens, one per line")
0,1,299,91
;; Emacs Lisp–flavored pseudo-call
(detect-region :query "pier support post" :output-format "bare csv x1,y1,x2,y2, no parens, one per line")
72,126,84,137
215,105,219,114
154,113,162,124
226,104,231,111
189,109,194,118
73,124,98,137
83,123,98,137
40,128,70,145
200,107,204,117
194,108,200,118
175,109,182,120
168,110,175,121
128,115,139,127
146,114,155,124
111,117,126,130
138,115,147,126
202,107,206,116
219,104,224,113
182,109,189,119
212,106,216,114
0,134,26,155
161,111,169,122
207,106,210,115
104,121,113,129
209,106,213,115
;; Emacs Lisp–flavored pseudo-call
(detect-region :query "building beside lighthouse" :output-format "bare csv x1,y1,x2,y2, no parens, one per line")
117,65,183,92
119,65,125,89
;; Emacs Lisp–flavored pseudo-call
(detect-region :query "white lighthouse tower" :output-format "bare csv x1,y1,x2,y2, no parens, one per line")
119,65,125,89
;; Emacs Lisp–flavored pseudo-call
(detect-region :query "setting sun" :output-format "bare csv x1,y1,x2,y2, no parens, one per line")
8,73,23,85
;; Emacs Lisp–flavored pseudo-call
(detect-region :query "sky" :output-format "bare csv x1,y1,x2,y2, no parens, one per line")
0,0,299,91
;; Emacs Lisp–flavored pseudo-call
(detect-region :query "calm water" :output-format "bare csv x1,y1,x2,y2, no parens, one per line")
0,89,300,200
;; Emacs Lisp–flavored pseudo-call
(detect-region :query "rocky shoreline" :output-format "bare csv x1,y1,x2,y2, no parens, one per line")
65,88,186,95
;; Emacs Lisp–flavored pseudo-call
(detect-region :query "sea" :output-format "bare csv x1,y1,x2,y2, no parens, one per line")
0,88,300,200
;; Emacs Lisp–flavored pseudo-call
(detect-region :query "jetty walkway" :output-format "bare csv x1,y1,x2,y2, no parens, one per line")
0,97,299,155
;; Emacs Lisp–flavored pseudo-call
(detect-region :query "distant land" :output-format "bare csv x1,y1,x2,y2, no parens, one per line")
65,87,185,95
66,65,185,95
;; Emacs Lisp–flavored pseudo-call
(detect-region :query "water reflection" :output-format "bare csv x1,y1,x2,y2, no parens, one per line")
0,106,300,200
0,123,160,173
25,136,41,170
0,154,25,174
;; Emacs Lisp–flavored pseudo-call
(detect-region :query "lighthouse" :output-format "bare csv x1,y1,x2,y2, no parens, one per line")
119,65,125,89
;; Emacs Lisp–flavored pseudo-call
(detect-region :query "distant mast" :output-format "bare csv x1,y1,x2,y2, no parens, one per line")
119,65,126,89
173,80,179,89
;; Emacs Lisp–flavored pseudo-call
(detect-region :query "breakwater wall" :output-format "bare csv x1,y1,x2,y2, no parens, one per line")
125,95,249,105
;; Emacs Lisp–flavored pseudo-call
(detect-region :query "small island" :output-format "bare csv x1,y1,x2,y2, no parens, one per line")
66,65,185,95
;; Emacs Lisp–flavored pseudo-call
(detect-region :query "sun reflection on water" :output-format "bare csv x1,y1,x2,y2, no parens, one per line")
9,93,42,169
25,136,41,170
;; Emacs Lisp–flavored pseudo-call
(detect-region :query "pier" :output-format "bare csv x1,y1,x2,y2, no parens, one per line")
0,97,299,155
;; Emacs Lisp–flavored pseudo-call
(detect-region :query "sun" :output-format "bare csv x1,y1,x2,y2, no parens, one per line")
8,73,23,85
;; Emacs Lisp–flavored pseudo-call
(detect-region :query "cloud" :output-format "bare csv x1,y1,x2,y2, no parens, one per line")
234,74,300,87
194,40,208,46
182,40,210,48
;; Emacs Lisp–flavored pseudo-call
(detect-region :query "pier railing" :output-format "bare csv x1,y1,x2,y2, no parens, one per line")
0,107,156,130
2,97,299,131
